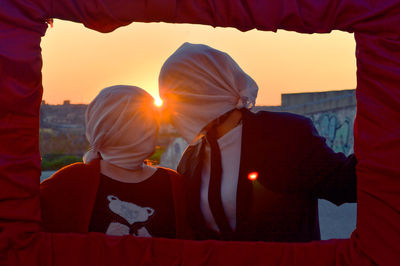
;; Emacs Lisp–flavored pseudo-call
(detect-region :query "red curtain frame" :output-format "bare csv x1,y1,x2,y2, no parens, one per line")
1,0,399,265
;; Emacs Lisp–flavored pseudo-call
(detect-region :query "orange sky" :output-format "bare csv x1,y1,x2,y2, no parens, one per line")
41,20,356,106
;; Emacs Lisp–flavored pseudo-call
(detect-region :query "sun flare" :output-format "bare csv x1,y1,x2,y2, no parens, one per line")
154,98,163,107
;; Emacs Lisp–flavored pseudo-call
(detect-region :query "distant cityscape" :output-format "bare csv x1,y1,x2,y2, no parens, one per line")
39,100,179,157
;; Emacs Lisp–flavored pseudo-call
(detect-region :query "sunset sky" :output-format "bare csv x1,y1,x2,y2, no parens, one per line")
41,20,356,106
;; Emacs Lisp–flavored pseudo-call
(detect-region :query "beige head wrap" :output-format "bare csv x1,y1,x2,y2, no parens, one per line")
83,85,158,170
159,43,258,143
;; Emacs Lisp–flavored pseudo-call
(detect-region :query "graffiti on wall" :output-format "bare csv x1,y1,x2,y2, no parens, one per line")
311,113,354,155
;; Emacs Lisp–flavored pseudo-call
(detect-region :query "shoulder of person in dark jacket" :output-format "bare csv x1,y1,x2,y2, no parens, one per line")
242,109,357,204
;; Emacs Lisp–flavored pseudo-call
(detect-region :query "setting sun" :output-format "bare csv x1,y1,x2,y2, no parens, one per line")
154,98,163,107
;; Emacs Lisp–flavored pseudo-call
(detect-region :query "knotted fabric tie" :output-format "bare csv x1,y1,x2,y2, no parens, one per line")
206,127,233,235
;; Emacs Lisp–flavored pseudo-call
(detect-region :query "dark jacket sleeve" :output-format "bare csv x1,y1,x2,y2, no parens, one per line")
298,118,357,205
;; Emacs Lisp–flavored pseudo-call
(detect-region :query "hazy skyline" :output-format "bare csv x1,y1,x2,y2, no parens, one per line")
41,20,356,106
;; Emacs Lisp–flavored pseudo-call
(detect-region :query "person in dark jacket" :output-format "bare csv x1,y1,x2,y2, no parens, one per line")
158,42,357,242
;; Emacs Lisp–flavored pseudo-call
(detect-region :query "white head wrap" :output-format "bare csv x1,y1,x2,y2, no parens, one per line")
159,43,258,143
83,85,158,170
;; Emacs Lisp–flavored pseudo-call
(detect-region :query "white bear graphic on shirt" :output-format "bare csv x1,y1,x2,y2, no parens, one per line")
105,195,154,237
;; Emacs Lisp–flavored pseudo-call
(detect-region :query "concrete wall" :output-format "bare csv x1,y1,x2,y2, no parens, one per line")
281,89,356,115
257,89,356,156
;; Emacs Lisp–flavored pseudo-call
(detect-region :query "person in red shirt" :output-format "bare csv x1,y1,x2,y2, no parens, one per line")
41,85,188,239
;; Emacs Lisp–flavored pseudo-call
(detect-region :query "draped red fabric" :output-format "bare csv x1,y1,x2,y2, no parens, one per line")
5,233,352,265
1,0,399,265
353,33,400,265
49,0,400,35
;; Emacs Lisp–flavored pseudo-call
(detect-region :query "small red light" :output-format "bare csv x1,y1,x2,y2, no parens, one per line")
248,171,258,181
